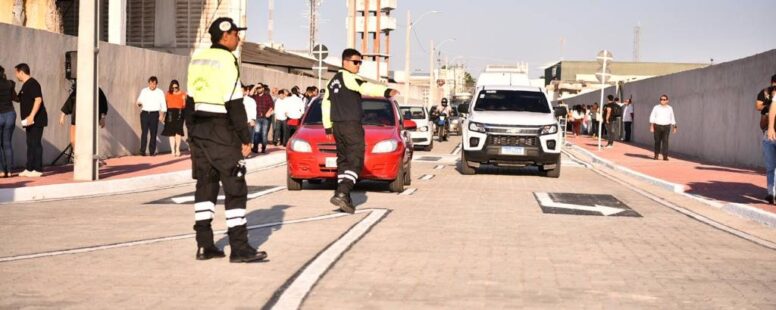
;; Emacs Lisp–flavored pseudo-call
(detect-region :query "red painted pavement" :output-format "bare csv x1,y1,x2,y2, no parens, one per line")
567,135,776,214
0,147,284,189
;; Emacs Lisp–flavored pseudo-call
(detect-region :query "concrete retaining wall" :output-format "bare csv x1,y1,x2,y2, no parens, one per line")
561,49,776,169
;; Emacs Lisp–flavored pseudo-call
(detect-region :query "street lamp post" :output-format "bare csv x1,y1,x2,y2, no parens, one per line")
403,10,439,105
433,38,455,106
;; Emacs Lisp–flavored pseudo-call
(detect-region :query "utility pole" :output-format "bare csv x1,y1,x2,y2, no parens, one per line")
74,0,99,180
403,10,411,105
633,25,641,62
268,0,274,44
428,39,435,109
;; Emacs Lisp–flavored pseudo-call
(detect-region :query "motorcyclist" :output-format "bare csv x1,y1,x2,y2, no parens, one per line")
432,98,452,141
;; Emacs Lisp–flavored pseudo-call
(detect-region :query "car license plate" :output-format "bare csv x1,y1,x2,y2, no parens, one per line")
325,157,338,168
501,146,525,155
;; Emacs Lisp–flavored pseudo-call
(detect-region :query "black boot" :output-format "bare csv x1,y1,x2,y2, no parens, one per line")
228,225,268,263
330,192,355,214
193,221,225,260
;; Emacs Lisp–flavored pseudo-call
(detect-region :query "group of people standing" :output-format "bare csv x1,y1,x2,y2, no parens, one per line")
0,64,48,178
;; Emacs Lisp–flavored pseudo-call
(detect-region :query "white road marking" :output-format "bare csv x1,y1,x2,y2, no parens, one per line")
451,143,462,155
419,174,435,180
399,188,417,196
170,186,285,204
534,192,625,216
268,209,389,310
434,165,445,170
0,209,356,263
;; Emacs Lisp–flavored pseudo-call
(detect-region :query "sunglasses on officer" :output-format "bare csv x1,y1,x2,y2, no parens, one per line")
346,59,363,66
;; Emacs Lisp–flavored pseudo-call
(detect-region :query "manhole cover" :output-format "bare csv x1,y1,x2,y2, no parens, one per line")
533,192,641,217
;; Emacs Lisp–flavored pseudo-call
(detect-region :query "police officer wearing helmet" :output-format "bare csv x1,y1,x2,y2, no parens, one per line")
187,17,267,263
322,48,399,213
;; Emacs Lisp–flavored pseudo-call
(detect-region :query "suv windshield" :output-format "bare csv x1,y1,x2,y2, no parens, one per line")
399,106,426,120
303,98,396,126
473,90,551,113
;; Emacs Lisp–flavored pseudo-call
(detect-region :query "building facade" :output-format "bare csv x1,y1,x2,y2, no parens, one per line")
346,0,396,81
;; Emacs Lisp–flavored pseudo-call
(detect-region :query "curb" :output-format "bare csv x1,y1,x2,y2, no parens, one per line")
565,143,685,193
0,152,287,204
565,143,776,228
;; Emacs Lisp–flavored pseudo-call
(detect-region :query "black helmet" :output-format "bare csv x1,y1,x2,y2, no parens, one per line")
441,98,448,106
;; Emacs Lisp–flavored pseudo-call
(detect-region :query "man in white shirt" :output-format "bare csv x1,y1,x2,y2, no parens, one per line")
242,85,257,152
649,94,677,160
273,89,289,146
285,89,305,139
622,98,634,142
136,76,167,156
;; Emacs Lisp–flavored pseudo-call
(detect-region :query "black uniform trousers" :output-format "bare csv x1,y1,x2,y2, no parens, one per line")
139,111,159,155
653,124,671,158
190,118,248,249
624,121,633,142
333,121,365,195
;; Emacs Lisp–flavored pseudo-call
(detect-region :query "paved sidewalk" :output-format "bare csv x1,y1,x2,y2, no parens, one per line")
0,147,286,203
566,135,776,218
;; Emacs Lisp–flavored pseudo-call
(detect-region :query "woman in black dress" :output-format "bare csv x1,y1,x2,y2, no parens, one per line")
161,80,186,157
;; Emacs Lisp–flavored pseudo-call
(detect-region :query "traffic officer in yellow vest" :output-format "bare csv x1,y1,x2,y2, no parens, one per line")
187,17,267,263
322,48,399,213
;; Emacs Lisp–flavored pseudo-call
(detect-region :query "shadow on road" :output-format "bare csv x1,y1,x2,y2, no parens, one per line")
215,204,290,250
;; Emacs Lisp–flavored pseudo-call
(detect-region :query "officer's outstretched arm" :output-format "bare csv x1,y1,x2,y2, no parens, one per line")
225,99,252,145
342,72,394,98
322,88,333,135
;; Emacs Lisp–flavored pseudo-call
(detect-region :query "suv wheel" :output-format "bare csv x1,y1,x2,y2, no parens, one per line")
287,170,303,190
543,160,561,178
389,165,405,192
460,151,476,175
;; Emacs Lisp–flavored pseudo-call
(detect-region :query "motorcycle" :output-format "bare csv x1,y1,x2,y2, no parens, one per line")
435,112,448,142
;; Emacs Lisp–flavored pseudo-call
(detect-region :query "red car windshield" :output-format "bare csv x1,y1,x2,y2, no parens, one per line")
304,98,396,126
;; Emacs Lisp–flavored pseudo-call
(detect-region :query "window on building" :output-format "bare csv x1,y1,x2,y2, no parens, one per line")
126,0,156,47
58,0,109,41
175,0,229,48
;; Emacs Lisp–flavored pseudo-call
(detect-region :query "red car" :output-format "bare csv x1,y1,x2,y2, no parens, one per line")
286,97,417,192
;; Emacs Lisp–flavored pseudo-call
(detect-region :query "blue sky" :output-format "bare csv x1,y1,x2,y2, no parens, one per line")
245,0,774,78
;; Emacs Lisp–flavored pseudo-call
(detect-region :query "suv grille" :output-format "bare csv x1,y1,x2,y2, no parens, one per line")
487,135,538,147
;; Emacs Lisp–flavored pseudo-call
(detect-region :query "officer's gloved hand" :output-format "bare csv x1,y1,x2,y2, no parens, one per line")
231,160,247,179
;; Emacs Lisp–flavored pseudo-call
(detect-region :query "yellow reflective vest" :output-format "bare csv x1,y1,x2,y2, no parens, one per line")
187,47,243,114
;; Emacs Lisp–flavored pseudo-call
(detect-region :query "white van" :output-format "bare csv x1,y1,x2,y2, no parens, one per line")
459,85,563,177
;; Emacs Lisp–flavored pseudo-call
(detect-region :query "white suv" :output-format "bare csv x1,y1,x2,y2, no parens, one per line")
459,85,562,177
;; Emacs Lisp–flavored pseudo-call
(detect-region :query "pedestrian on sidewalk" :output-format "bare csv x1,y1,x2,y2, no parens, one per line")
615,97,626,141
649,94,677,160
285,88,305,140
756,74,776,204
322,48,399,213
303,86,319,108
252,83,273,153
590,103,599,137
59,84,109,149
136,76,166,156
0,66,17,178
604,95,621,148
570,105,584,137
273,89,289,146
14,63,48,177
162,80,186,157
242,84,257,153
187,17,266,263
623,98,634,142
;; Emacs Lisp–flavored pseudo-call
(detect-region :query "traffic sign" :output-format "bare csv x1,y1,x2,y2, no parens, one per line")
596,50,613,63
312,44,328,60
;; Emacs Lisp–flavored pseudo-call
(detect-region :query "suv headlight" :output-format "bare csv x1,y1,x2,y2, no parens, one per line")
290,139,312,152
419,126,428,132
372,139,398,153
468,121,486,133
541,124,558,135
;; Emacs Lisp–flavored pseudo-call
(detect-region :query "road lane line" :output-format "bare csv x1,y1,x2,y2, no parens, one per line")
399,188,417,196
419,174,435,180
171,186,286,204
451,143,462,155
265,209,389,310
434,165,445,170
0,210,356,263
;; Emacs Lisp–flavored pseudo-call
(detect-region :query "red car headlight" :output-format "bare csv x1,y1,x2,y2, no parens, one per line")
372,139,398,154
289,139,312,153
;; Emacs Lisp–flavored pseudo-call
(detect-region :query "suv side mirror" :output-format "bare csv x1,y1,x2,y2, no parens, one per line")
457,103,469,114
402,119,417,130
